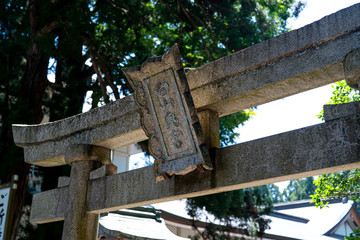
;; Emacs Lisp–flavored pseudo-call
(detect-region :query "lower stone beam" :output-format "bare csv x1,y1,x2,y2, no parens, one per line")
30,103,360,224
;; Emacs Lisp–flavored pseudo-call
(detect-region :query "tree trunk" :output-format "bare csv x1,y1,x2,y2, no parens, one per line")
9,1,51,238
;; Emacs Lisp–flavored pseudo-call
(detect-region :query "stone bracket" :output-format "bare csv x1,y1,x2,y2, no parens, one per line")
65,144,111,165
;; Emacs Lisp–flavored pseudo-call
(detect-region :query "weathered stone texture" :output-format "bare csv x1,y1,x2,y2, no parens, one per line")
13,96,138,146
62,145,111,240
324,101,360,122
123,45,212,181
65,145,111,165
17,98,146,166
187,3,360,90
12,3,360,167
190,30,360,115
345,48,360,90
89,163,117,180
57,176,70,188
62,160,101,240
87,106,360,211
30,187,68,223
30,103,360,223
198,110,220,149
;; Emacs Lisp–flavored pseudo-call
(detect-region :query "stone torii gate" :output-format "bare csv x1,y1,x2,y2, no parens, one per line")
12,4,360,240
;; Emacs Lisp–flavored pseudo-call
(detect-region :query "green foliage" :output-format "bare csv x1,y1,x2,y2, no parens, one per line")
268,183,283,204
313,79,360,236
282,177,315,202
186,186,273,239
345,228,360,240
310,170,360,209
317,80,360,120
266,177,316,204
314,80,360,209
219,109,254,147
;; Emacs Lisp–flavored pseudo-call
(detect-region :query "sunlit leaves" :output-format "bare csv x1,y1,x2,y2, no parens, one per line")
312,78,360,236
219,109,255,147
186,186,273,238
345,228,360,240
317,80,360,120
310,170,360,209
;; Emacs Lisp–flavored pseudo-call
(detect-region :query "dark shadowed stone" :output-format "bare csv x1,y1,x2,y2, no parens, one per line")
324,101,360,122
345,48,360,90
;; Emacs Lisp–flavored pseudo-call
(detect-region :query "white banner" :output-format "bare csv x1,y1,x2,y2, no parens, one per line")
0,187,10,240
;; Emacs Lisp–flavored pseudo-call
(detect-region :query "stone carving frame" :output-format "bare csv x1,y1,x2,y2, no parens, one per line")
123,44,212,182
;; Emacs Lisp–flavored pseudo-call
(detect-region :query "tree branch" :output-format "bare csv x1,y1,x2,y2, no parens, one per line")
83,35,120,100
100,62,120,100
192,0,230,51
177,0,214,61
38,21,58,37
157,0,194,46
102,0,129,15
83,37,109,102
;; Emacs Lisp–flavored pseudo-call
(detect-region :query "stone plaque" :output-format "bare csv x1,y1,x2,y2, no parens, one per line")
123,44,212,182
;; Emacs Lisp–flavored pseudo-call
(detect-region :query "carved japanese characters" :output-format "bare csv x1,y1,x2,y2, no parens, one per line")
123,44,212,182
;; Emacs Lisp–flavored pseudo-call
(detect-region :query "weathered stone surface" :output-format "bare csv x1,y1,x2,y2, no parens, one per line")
62,144,110,240
65,145,111,165
89,163,117,180
12,3,360,167
57,176,70,188
198,110,220,149
30,187,68,223
13,96,139,146
123,45,212,181
190,30,360,115
14,97,146,166
62,160,101,240
187,3,360,91
344,48,360,90
324,101,360,122
30,103,360,223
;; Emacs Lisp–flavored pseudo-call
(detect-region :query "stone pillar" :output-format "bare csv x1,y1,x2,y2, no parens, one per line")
62,144,111,240
344,48,360,90
198,109,220,149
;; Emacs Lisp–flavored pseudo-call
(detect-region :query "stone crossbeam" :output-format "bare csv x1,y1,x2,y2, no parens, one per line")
13,97,145,166
187,3,360,115
12,3,360,166
30,102,360,224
